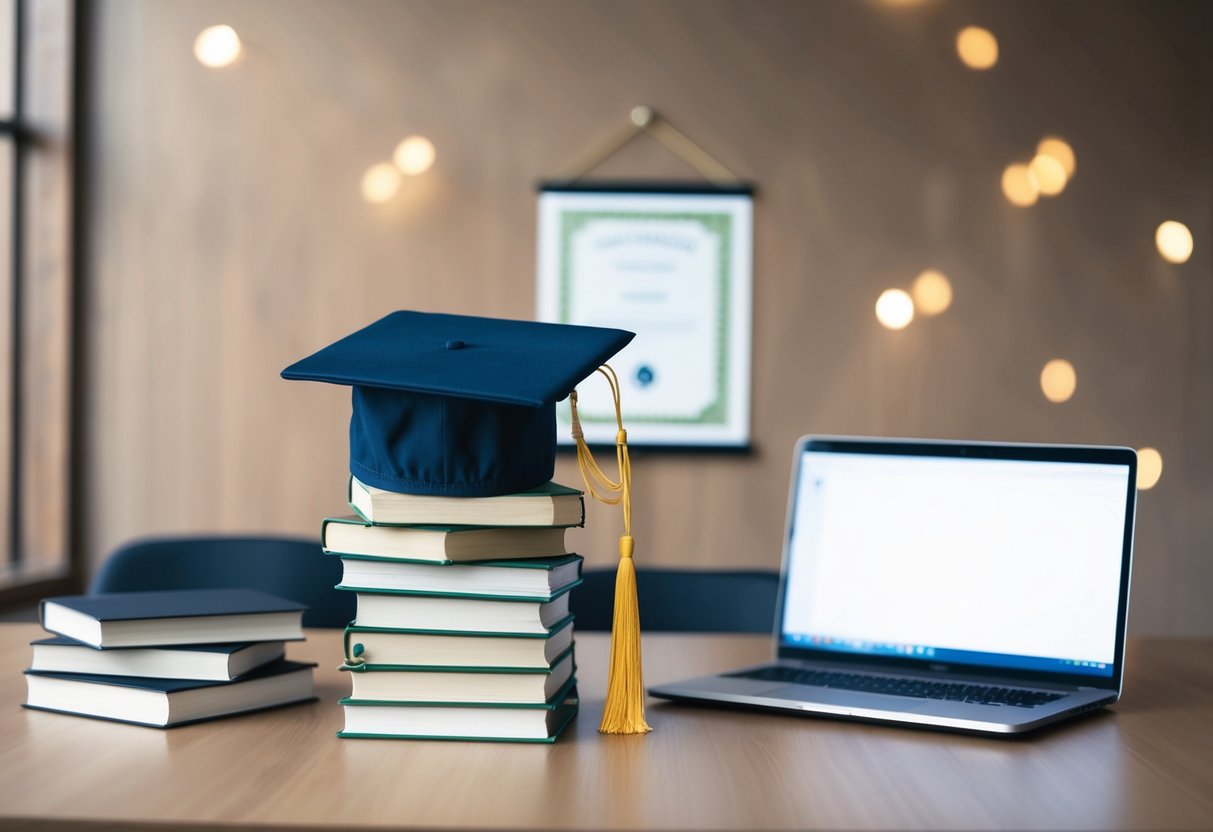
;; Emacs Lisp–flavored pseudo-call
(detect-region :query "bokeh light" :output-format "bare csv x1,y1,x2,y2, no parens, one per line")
1040,359,1077,403
1002,163,1039,207
911,269,953,316
193,25,243,68
1029,153,1068,196
393,136,437,176
1155,221,1194,264
1037,137,1076,178
361,162,402,204
875,289,915,330
1136,447,1163,490
956,26,999,70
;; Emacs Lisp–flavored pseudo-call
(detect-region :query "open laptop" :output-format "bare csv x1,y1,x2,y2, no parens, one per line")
649,436,1137,734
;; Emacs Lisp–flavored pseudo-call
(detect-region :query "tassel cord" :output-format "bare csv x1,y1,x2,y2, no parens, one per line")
569,364,651,734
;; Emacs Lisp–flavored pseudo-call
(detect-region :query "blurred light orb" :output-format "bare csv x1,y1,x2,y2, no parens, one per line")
1037,136,1076,178
1002,162,1039,207
1155,220,1194,264
1029,153,1068,196
361,162,402,204
1136,447,1163,490
193,25,242,68
1040,359,1077,403
911,269,953,316
393,135,437,176
875,289,915,330
956,26,999,70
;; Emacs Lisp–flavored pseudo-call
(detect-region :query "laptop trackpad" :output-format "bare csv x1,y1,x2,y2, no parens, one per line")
763,685,934,712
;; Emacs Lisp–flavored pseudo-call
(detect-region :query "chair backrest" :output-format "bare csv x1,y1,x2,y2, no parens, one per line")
570,568,780,633
89,535,354,628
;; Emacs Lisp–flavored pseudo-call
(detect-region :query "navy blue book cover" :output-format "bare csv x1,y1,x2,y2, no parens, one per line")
24,658,316,691
40,588,307,623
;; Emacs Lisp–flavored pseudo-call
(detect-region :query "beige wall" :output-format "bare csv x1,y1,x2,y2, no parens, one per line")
83,1,1213,634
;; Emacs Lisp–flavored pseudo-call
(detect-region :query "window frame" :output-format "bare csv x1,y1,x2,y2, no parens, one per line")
0,0,81,608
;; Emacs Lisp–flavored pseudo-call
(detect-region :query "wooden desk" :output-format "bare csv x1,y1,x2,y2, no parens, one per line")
0,624,1211,830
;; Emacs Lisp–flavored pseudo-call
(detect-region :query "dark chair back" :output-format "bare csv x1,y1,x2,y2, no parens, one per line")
89,535,354,628
571,568,780,633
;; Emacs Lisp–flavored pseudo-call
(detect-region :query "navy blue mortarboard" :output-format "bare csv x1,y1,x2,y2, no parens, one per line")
281,311,635,497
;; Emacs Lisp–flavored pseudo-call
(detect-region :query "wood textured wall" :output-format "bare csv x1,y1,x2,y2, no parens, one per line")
83,1,1212,634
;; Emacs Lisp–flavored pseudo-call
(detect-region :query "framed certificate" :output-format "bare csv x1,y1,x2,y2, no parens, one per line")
537,183,753,448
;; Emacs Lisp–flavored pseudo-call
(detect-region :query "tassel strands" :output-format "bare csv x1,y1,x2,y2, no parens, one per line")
569,366,651,734
600,534,647,733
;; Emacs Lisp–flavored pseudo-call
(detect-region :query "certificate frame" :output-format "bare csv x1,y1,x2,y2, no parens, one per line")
536,182,753,449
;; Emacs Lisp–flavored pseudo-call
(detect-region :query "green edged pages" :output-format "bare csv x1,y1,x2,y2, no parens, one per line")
338,679,579,742
342,617,574,669
344,647,576,704
335,553,583,600
352,586,574,634
322,516,569,564
349,476,585,528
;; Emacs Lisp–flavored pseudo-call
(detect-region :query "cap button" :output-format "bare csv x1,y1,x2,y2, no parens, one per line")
445,339,465,351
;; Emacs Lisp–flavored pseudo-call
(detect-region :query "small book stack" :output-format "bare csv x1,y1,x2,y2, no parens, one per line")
23,588,316,728
325,476,584,742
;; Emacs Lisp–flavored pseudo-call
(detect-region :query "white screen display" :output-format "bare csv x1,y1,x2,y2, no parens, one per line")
781,451,1130,670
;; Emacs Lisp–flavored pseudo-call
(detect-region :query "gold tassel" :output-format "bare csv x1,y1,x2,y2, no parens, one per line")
598,534,650,733
570,367,652,735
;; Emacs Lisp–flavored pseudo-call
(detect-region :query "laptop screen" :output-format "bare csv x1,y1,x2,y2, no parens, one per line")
779,446,1133,679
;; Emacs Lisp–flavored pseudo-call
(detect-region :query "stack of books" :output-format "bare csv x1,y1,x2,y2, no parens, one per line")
325,475,585,742
23,588,316,728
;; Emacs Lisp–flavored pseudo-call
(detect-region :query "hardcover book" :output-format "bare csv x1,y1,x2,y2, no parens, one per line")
352,587,573,634
322,517,568,563
338,679,579,742
24,659,317,728
350,477,584,528
345,647,575,704
344,616,574,669
29,637,286,681
39,589,307,649
336,553,583,600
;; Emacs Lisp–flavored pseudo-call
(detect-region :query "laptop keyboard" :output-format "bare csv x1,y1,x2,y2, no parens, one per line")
727,665,1066,708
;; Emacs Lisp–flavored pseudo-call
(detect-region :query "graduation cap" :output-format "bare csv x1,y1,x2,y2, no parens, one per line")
283,310,652,734
281,310,634,498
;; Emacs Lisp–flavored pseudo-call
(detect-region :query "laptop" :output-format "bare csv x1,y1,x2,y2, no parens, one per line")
649,436,1137,735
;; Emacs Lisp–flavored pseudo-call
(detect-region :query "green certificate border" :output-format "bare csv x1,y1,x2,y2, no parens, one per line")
557,210,733,426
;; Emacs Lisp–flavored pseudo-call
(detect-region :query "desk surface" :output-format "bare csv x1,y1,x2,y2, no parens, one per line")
1,624,1211,830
